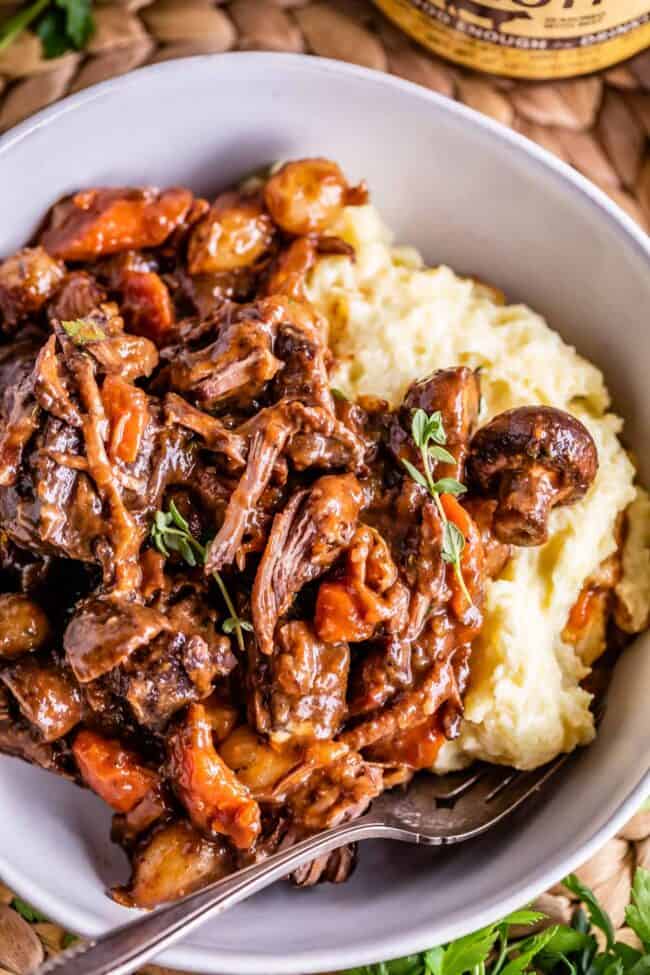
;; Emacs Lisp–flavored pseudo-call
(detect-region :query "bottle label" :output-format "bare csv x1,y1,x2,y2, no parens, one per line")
374,0,650,79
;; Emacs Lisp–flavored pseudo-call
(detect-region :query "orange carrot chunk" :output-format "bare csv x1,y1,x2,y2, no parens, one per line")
73,730,159,813
168,703,261,850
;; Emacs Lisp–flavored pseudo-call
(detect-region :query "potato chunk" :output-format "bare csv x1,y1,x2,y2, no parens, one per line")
264,159,367,235
0,594,51,660
187,192,274,274
119,820,233,909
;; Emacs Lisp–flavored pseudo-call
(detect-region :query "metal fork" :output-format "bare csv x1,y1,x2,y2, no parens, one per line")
37,754,568,975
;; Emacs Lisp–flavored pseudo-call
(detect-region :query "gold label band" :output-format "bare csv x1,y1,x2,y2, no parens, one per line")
374,0,650,79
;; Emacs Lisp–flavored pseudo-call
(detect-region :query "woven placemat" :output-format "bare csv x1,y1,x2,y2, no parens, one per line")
0,0,649,231
0,2,648,972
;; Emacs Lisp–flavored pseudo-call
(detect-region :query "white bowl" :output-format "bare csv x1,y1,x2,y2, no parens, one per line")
0,53,649,975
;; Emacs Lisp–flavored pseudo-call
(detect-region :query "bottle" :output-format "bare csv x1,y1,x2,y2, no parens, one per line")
373,1,650,79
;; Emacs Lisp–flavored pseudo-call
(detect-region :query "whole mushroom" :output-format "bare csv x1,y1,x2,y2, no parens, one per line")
467,405,598,546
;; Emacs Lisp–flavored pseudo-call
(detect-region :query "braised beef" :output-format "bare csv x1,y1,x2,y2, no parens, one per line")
0,157,599,906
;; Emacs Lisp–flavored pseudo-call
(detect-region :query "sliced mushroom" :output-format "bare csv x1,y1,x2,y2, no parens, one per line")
467,406,598,546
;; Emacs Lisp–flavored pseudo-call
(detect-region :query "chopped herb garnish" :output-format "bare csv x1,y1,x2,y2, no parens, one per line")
401,408,472,608
331,387,349,401
11,897,49,923
151,502,252,653
61,317,105,345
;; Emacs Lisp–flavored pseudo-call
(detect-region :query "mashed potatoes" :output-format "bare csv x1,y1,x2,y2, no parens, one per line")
307,204,650,771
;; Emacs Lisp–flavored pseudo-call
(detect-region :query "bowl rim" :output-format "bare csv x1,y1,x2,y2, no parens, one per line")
0,51,649,974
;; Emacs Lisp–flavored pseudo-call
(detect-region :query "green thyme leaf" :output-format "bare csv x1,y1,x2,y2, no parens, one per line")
411,409,429,448
441,521,465,565
331,387,349,401
431,478,467,497
35,0,94,58
428,445,456,465
62,933,79,948
169,499,191,534
401,406,472,607
61,317,105,344
627,956,650,975
401,457,428,490
150,506,252,651
540,928,592,957
424,412,446,445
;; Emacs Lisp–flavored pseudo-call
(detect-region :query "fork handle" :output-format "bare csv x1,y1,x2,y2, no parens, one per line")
38,816,394,975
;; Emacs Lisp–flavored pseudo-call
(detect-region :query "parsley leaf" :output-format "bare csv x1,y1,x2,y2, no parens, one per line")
0,0,93,58
564,874,616,950
0,0,48,53
11,897,49,923
339,863,650,975
499,928,560,975
626,868,650,949
433,923,501,975
59,0,93,48
36,7,70,57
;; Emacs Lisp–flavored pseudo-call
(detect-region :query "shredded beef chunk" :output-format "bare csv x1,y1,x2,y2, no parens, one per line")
0,157,601,905
252,473,364,655
266,621,350,744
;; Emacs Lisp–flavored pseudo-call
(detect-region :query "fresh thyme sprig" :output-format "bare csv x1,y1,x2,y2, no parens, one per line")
151,501,252,653
401,408,473,608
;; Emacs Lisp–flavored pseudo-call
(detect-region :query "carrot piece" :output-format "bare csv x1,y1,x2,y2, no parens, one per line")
168,704,261,850
563,586,599,643
41,187,193,261
314,579,387,643
73,730,158,813
440,492,472,537
120,270,175,345
440,492,485,620
101,374,148,464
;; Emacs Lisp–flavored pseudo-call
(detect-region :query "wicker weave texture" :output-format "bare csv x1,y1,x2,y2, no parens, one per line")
0,0,648,231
